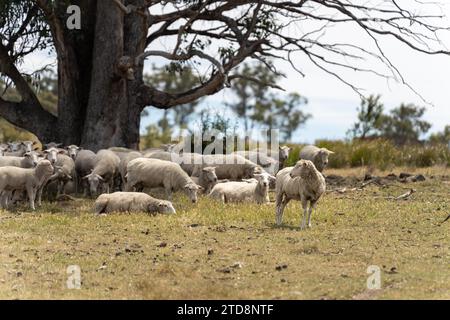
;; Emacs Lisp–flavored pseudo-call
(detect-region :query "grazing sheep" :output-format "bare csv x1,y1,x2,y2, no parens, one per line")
47,154,76,197
75,149,96,196
83,150,120,196
275,159,326,229
299,145,334,172
126,158,201,203
0,160,54,210
94,192,176,215
232,150,280,175
0,151,39,168
145,151,204,176
209,172,274,204
191,167,218,194
192,154,261,181
119,151,142,187
66,145,81,160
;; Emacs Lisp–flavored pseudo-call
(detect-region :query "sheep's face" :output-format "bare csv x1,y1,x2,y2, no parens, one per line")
279,146,291,162
316,148,334,169
22,141,37,153
44,147,65,165
155,201,176,214
8,142,21,152
66,145,81,160
184,183,200,203
84,173,104,195
290,160,314,178
254,173,271,188
24,151,39,167
202,167,218,184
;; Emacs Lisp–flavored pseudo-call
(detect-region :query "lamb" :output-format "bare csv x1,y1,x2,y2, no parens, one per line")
209,172,274,204
275,159,326,229
0,160,54,210
126,158,201,203
191,154,261,180
299,145,334,172
74,149,96,196
83,150,120,195
190,167,218,194
0,151,40,168
93,192,176,215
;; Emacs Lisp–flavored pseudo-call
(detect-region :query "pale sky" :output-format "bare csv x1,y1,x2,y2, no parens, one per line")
20,1,450,143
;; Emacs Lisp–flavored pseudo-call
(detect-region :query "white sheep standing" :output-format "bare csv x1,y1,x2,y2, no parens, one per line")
275,159,326,229
83,150,120,195
209,172,274,204
299,145,334,172
0,160,54,210
190,166,218,194
126,158,201,203
46,154,76,197
93,192,176,215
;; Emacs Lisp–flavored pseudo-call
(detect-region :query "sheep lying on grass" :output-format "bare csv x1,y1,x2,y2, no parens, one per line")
191,167,218,194
126,158,201,203
209,172,274,204
275,159,326,229
94,192,175,215
299,145,334,172
0,160,54,210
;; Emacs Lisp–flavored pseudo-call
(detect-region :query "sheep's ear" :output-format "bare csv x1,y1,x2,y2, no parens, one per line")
96,174,105,181
58,149,66,154
32,141,38,145
67,175,72,180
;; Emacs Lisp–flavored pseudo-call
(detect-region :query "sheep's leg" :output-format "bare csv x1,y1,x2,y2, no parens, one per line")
276,195,289,226
300,199,308,230
26,186,36,211
165,188,173,201
307,202,316,228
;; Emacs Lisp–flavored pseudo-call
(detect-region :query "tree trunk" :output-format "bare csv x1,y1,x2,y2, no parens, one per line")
55,0,147,151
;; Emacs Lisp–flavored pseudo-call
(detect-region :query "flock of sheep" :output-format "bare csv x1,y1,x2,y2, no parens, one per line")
0,141,334,229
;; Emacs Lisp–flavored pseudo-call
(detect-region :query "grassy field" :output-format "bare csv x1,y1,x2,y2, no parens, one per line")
0,167,448,300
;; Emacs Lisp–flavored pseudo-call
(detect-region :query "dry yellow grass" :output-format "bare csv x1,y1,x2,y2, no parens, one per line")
0,167,448,300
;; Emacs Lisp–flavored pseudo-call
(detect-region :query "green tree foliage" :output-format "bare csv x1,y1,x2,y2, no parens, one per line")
348,95,384,139
428,125,450,146
380,104,431,145
349,96,432,146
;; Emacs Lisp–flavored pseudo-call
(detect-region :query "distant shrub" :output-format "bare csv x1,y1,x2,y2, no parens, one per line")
290,139,449,169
